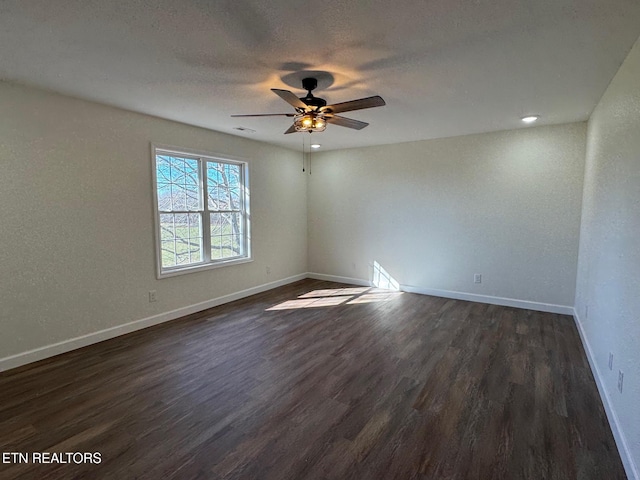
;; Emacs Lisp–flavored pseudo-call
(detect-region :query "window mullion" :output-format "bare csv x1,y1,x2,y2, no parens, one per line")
201,158,211,263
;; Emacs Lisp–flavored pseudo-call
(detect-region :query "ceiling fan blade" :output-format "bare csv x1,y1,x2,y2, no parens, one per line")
284,124,297,134
231,113,295,117
322,95,385,114
325,115,369,130
271,89,309,110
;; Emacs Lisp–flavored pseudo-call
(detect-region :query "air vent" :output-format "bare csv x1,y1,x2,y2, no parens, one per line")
233,127,256,133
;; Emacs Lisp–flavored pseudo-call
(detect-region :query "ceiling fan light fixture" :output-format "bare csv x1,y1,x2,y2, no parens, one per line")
232,78,385,135
294,113,326,132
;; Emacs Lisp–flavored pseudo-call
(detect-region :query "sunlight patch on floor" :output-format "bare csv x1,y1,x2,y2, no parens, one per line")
347,292,403,304
266,284,403,311
266,296,353,310
298,287,370,298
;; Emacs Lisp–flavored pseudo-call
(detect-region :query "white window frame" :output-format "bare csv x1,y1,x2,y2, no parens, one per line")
151,144,252,279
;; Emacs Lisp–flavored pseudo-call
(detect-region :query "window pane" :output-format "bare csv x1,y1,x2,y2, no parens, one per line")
219,187,231,210
207,161,241,211
231,235,242,256
210,212,225,259
185,184,199,210
230,212,242,237
157,185,172,211
161,240,177,267
172,183,187,210
159,212,203,268
160,214,175,240
207,163,221,209
226,164,241,210
210,212,243,259
210,212,222,236
230,189,241,209
156,156,172,183
156,154,201,212
211,235,222,260
208,184,219,210
184,158,199,181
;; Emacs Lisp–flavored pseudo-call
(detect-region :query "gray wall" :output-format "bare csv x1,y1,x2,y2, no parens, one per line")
308,123,586,309
575,36,640,478
0,81,308,365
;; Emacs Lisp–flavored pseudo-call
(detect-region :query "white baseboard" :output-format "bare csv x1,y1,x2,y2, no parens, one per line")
0,272,577,373
307,273,573,315
572,309,639,480
401,284,574,315
0,273,307,373
306,272,372,287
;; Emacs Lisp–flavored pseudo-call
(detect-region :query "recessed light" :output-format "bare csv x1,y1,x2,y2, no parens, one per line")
310,144,321,149
521,115,539,124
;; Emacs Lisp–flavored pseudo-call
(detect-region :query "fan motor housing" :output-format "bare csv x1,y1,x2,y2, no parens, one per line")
300,77,327,108
301,96,327,108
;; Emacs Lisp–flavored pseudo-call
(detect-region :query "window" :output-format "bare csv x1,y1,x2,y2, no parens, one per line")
152,145,251,277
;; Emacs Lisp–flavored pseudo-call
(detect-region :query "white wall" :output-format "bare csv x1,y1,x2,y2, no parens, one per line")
308,123,586,309
0,81,307,367
575,36,640,479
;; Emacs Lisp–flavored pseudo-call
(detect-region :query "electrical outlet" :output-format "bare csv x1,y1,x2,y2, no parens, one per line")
266,266,271,275
148,290,157,303
618,370,624,393
609,353,614,370
474,274,482,284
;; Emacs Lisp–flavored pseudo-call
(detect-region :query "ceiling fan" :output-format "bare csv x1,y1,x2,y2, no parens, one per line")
231,77,386,134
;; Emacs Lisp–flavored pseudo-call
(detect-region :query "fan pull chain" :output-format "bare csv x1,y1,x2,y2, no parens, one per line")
308,132,312,175
301,134,305,172
309,140,312,175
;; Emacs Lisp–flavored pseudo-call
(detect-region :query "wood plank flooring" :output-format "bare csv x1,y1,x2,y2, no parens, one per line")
0,279,626,479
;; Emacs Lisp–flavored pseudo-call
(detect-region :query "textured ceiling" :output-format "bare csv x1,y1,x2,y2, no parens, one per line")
1,0,640,151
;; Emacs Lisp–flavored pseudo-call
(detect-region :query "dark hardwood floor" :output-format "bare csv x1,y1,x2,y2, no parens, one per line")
0,279,626,479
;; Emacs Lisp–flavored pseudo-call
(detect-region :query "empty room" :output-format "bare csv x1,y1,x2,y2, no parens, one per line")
1,1,639,479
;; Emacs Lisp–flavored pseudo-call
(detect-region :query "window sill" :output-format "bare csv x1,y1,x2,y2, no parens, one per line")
157,257,253,279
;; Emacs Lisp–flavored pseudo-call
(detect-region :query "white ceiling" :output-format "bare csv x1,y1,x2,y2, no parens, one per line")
1,0,640,151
